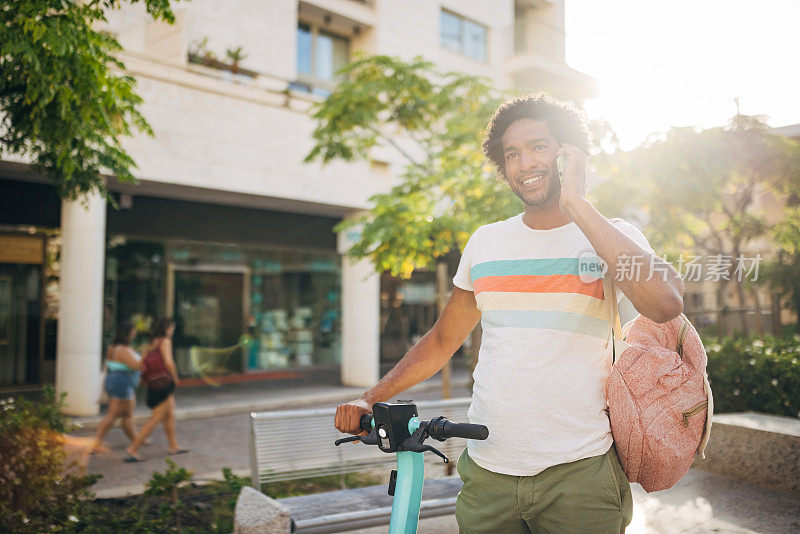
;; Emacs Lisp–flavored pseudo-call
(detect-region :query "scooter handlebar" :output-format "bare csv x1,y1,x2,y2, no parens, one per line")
359,414,374,432
428,416,489,441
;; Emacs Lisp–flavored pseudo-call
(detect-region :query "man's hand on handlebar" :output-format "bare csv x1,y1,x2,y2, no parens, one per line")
334,398,372,435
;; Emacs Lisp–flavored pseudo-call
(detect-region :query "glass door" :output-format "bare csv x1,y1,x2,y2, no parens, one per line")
0,264,43,386
169,267,247,378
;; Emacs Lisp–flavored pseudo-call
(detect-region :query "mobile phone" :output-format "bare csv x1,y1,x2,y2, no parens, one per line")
557,155,568,181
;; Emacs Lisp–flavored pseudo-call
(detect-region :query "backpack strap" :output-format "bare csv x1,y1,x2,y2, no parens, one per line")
676,316,689,357
602,276,620,363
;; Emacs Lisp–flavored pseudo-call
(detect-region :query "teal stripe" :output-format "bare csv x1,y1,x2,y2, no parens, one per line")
482,310,609,338
471,258,580,281
107,360,136,373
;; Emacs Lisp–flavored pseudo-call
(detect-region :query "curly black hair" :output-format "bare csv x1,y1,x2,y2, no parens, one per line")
482,92,591,180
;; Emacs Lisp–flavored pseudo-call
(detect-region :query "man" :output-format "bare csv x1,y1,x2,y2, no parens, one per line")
334,93,684,533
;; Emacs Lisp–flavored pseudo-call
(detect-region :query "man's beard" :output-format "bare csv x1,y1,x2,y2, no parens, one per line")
518,175,559,209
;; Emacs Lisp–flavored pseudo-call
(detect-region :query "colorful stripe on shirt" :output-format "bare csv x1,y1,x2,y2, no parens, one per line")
471,258,608,338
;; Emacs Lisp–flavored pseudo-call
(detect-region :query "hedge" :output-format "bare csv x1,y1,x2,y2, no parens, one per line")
705,333,800,418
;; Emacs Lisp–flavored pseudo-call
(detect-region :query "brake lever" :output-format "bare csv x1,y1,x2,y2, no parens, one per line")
399,427,450,463
419,444,449,463
334,429,379,447
334,435,362,446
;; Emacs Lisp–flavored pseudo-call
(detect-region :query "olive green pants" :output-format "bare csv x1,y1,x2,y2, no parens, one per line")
455,445,633,533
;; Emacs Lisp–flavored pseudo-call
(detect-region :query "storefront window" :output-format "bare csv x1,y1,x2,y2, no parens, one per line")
380,270,471,370
0,232,49,386
380,272,438,364
106,237,341,379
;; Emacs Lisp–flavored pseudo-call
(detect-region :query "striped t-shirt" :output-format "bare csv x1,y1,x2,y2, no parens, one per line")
453,213,654,476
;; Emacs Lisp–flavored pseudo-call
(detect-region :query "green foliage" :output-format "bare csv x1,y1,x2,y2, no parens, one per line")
225,46,248,63
0,439,379,534
144,457,193,497
220,467,247,509
0,0,177,201
0,386,98,533
261,471,383,499
592,115,800,260
705,333,800,417
69,497,171,533
592,114,800,332
144,458,193,531
0,408,246,534
759,207,800,328
97,0,176,23
67,465,245,533
306,55,521,278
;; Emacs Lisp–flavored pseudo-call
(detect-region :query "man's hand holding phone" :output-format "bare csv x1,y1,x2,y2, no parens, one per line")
557,154,567,182
556,144,587,216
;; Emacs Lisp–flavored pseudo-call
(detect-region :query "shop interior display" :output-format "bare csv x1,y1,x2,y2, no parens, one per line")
105,238,342,376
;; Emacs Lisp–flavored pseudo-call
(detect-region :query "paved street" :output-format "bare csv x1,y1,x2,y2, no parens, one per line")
65,373,800,533
74,412,253,497
71,376,472,498
357,470,800,534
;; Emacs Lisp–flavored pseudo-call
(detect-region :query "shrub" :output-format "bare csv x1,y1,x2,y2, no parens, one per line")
705,333,800,417
144,458,193,531
0,387,97,532
72,465,248,533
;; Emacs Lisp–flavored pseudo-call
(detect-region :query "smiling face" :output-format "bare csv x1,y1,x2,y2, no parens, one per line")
501,118,561,208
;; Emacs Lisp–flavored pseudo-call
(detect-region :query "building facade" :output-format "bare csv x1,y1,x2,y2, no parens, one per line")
0,0,594,414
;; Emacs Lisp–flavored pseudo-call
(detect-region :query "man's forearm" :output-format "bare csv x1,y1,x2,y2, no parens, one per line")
361,328,454,405
565,198,684,322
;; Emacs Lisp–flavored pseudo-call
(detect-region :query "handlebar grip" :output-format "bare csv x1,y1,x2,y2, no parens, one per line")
428,416,489,441
359,414,374,432
443,421,489,440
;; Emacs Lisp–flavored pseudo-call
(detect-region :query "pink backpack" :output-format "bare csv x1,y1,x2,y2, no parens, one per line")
603,280,713,493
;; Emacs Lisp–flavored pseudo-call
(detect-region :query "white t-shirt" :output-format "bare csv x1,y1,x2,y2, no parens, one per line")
453,213,655,476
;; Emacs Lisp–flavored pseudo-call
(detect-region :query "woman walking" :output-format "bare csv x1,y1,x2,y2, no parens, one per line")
92,321,143,452
125,318,188,462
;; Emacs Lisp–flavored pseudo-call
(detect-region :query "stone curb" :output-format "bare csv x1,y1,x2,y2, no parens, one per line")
92,467,252,499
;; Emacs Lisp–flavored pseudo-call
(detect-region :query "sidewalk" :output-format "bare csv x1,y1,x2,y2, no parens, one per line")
364,470,800,533
69,369,473,498
68,369,800,533
71,367,473,432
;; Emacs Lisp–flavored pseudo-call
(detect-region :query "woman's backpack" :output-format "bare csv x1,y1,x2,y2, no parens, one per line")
141,343,173,391
603,279,713,493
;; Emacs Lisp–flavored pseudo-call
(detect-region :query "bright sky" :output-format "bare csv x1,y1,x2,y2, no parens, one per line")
565,0,800,150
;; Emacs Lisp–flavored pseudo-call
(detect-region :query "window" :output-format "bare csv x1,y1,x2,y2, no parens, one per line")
688,293,704,309
293,22,350,97
107,237,343,376
440,10,487,62
514,7,526,54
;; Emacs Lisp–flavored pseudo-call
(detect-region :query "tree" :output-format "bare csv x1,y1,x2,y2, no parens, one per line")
592,113,800,333
760,206,800,331
0,0,177,200
306,55,521,396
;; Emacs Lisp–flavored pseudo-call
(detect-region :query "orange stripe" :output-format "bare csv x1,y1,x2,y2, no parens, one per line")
473,274,604,299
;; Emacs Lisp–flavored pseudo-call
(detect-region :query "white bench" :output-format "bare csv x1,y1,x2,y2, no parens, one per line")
248,398,471,487
242,398,472,533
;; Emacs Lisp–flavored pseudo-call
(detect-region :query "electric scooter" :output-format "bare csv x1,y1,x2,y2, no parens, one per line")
335,401,489,534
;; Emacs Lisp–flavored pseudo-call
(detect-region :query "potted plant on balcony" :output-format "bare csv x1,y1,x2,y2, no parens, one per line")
226,46,248,74
188,37,218,67
188,40,258,80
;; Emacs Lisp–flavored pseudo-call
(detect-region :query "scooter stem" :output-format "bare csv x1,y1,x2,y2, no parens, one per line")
388,450,425,534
